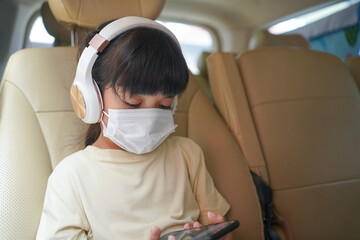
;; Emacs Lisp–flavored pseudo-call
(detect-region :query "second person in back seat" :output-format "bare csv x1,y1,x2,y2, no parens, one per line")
36,16,231,240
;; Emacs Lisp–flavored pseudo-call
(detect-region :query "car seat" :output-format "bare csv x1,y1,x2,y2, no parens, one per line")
345,56,360,90
248,29,309,50
0,0,263,239
207,47,360,239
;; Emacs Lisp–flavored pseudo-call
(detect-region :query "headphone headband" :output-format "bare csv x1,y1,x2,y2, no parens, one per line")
71,16,180,124
97,16,180,48
87,17,180,53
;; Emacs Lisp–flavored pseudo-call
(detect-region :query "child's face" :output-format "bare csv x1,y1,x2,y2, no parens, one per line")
102,86,175,125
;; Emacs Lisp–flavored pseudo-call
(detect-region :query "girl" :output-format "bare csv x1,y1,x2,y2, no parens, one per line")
36,16,230,240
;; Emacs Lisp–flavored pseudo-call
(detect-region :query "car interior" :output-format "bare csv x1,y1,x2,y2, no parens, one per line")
0,0,359,239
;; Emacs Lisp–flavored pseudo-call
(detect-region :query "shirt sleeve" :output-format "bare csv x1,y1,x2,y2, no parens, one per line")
36,161,92,240
185,140,231,224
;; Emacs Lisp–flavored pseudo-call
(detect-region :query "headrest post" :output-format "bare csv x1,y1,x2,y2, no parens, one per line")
70,25,75,47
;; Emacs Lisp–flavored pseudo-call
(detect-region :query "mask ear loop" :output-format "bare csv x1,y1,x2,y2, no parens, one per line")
102,110,109,119
171,96,178,114
100,110,109,127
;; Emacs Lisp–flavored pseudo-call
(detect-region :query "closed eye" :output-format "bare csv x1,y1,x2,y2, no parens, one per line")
159,104,171,109
125,101,141,108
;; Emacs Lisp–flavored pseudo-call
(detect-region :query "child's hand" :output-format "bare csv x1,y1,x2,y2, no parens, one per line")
183,221,201,230
207,211,232,240
148,213,229,240
183,211,224,230
148,225,176,240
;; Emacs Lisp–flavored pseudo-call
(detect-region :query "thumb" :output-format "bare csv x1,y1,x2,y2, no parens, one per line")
208,211,225,224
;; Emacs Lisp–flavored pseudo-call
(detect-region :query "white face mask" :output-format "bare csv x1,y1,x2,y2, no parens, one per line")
102,108,178,154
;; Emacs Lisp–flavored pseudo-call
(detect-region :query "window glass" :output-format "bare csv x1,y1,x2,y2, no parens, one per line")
267,2,360,60
310,23,360,60
268,1,359,35
157,21,214,74
26,15,54,48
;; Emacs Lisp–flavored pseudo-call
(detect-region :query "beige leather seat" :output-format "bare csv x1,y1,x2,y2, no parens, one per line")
0,0,263,239
207,47,360,239
248,29,309,50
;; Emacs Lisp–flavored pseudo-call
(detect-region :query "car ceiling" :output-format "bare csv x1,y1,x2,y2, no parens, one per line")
163,0,335,28
10,0,337,29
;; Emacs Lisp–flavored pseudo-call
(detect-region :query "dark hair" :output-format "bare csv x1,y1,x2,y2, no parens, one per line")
82,21,189,146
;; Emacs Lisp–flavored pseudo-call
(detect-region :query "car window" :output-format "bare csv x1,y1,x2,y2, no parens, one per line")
267,1,360,60
25,15,55,48
157,21,215,74
310,22,360,60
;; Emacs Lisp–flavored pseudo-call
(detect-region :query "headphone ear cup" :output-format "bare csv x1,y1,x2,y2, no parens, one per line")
70,80,103,124
70,85,86,119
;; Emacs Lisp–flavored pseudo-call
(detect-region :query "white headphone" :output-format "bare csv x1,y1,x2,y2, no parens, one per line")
70,16,180,124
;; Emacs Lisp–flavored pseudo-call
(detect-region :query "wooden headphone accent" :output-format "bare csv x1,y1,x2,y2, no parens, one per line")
70,85,86,119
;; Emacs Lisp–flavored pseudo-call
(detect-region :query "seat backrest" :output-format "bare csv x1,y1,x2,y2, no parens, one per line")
208,47,360,239
0,46,87,239
0,1,264,239
248,29,310,50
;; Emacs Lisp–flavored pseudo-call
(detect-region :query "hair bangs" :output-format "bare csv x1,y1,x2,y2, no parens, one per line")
110,28,189,97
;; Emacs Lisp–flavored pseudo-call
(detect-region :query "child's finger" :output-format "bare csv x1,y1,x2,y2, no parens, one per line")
168,235,176,240
184,223,191,230
148,226,161,240
193,221,201,229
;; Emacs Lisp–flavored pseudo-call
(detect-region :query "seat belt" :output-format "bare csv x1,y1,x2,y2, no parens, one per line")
250,171,281,240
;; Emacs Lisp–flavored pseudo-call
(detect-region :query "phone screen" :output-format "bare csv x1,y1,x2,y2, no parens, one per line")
160,220,239,240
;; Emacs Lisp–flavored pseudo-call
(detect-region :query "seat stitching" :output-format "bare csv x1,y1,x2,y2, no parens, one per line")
137,0,143,16
252,96,359,108
274,178,360,192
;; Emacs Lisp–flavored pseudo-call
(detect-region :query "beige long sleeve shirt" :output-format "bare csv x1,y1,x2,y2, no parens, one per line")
36,136,230,240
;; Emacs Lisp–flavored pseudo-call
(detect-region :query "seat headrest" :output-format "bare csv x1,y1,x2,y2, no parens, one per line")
197,51,211,79
40,2,70,46
48,0,165,29
248,29,310,50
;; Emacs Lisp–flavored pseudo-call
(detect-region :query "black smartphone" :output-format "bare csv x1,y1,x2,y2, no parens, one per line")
159,220,239,240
